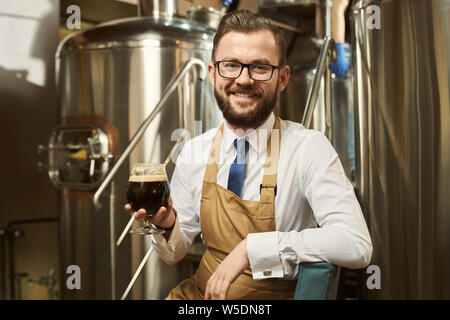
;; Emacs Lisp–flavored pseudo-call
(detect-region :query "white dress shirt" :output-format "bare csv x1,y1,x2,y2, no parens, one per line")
152,113,373,280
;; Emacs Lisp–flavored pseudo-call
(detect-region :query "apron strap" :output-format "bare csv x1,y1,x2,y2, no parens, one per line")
260,117,281,202
203,124,224,184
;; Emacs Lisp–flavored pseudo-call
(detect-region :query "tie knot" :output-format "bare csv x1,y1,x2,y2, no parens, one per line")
233,138,249,150
233,139,248,165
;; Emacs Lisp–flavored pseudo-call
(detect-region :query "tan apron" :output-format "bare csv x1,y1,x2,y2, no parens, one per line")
166,116,296,300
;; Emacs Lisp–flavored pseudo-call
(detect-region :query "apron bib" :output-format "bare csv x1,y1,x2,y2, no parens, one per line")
167,117,296,300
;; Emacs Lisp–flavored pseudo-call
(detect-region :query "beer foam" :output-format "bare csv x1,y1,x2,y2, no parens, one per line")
129,175,167,182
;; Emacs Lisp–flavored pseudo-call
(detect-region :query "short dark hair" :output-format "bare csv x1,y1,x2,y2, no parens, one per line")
212,10,287,66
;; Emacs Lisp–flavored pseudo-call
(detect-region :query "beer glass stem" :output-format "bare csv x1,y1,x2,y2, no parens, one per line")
143,217,152,230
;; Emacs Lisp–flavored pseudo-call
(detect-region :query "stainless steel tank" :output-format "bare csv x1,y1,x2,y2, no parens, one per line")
46,0,220,299
351,0,450,299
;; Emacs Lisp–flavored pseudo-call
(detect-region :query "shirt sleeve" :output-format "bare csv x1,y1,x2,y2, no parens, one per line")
247,232,284,279
151,143,202,265
247,132,372,279
151,215,186,265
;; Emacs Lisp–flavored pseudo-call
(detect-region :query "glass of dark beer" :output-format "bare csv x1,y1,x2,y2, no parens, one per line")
126,163,170,235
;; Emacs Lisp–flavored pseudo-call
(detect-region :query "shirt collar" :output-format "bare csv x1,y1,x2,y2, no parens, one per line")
222,113,275,155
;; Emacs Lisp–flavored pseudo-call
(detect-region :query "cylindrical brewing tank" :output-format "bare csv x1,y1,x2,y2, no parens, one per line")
351,0,450,298
54,3,220,299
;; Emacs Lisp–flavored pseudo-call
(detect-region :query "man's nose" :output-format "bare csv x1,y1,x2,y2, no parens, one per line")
235,66,254,85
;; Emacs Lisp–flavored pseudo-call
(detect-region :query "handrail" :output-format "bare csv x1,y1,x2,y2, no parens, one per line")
302,36,334,130
93,57,207,209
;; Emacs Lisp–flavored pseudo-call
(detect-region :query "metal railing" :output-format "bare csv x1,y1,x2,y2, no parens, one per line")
302,36,334,141
93,57,207,209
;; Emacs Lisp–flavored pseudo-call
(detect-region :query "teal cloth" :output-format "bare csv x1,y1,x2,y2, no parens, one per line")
294,262,341,300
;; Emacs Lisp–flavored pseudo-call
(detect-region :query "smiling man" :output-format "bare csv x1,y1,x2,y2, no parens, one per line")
126,10,372,300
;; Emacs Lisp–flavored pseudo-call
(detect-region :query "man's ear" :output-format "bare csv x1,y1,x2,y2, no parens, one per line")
278,65,290,92
208,63,215,86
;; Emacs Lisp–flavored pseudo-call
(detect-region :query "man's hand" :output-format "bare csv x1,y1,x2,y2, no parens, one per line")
204,239,250,300
124,197,175,229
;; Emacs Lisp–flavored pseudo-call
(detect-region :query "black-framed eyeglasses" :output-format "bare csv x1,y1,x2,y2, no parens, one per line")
214,60,282,81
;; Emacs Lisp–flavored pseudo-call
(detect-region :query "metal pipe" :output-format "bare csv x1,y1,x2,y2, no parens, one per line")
138,0,178,17
324,57,333,142
121,246,154,300
324,0,332,37
323,0,333,142
302,36,334,129
93,58,207,209
109,182,116,300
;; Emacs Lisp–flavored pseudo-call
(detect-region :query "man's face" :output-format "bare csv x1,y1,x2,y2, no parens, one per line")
208,30,290,129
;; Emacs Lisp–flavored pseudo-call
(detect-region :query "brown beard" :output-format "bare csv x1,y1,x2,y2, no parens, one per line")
214,82,279,129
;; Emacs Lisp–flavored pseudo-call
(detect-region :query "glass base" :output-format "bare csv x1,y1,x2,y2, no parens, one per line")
129,225,165,235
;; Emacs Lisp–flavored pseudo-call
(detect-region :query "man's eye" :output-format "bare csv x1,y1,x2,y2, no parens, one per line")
223,62,240,69
252,64,271,72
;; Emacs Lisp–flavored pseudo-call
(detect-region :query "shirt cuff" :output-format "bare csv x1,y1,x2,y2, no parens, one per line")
151,217,183,263
247,231,284,280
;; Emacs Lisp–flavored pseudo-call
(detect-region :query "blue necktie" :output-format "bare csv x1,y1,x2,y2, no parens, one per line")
227,138,249,197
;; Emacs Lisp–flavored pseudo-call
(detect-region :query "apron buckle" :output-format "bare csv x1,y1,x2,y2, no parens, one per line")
260,184,277,196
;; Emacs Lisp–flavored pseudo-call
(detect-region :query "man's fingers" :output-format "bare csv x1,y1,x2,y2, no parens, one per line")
219,281,230,300
124,204,145,221
215,277,231,300
213,278,224,300
151,206,167,225
205,273,230,300
205,273,220,300
166,199,173,213
124,199,173,226
205,276,214,300
135,209,147,221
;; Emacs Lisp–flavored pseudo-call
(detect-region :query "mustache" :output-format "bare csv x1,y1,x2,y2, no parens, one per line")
225,86,262,96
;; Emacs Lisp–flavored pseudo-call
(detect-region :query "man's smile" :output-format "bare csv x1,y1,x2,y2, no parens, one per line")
233,93,256,97
226,87,262,104
229,93,260,107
